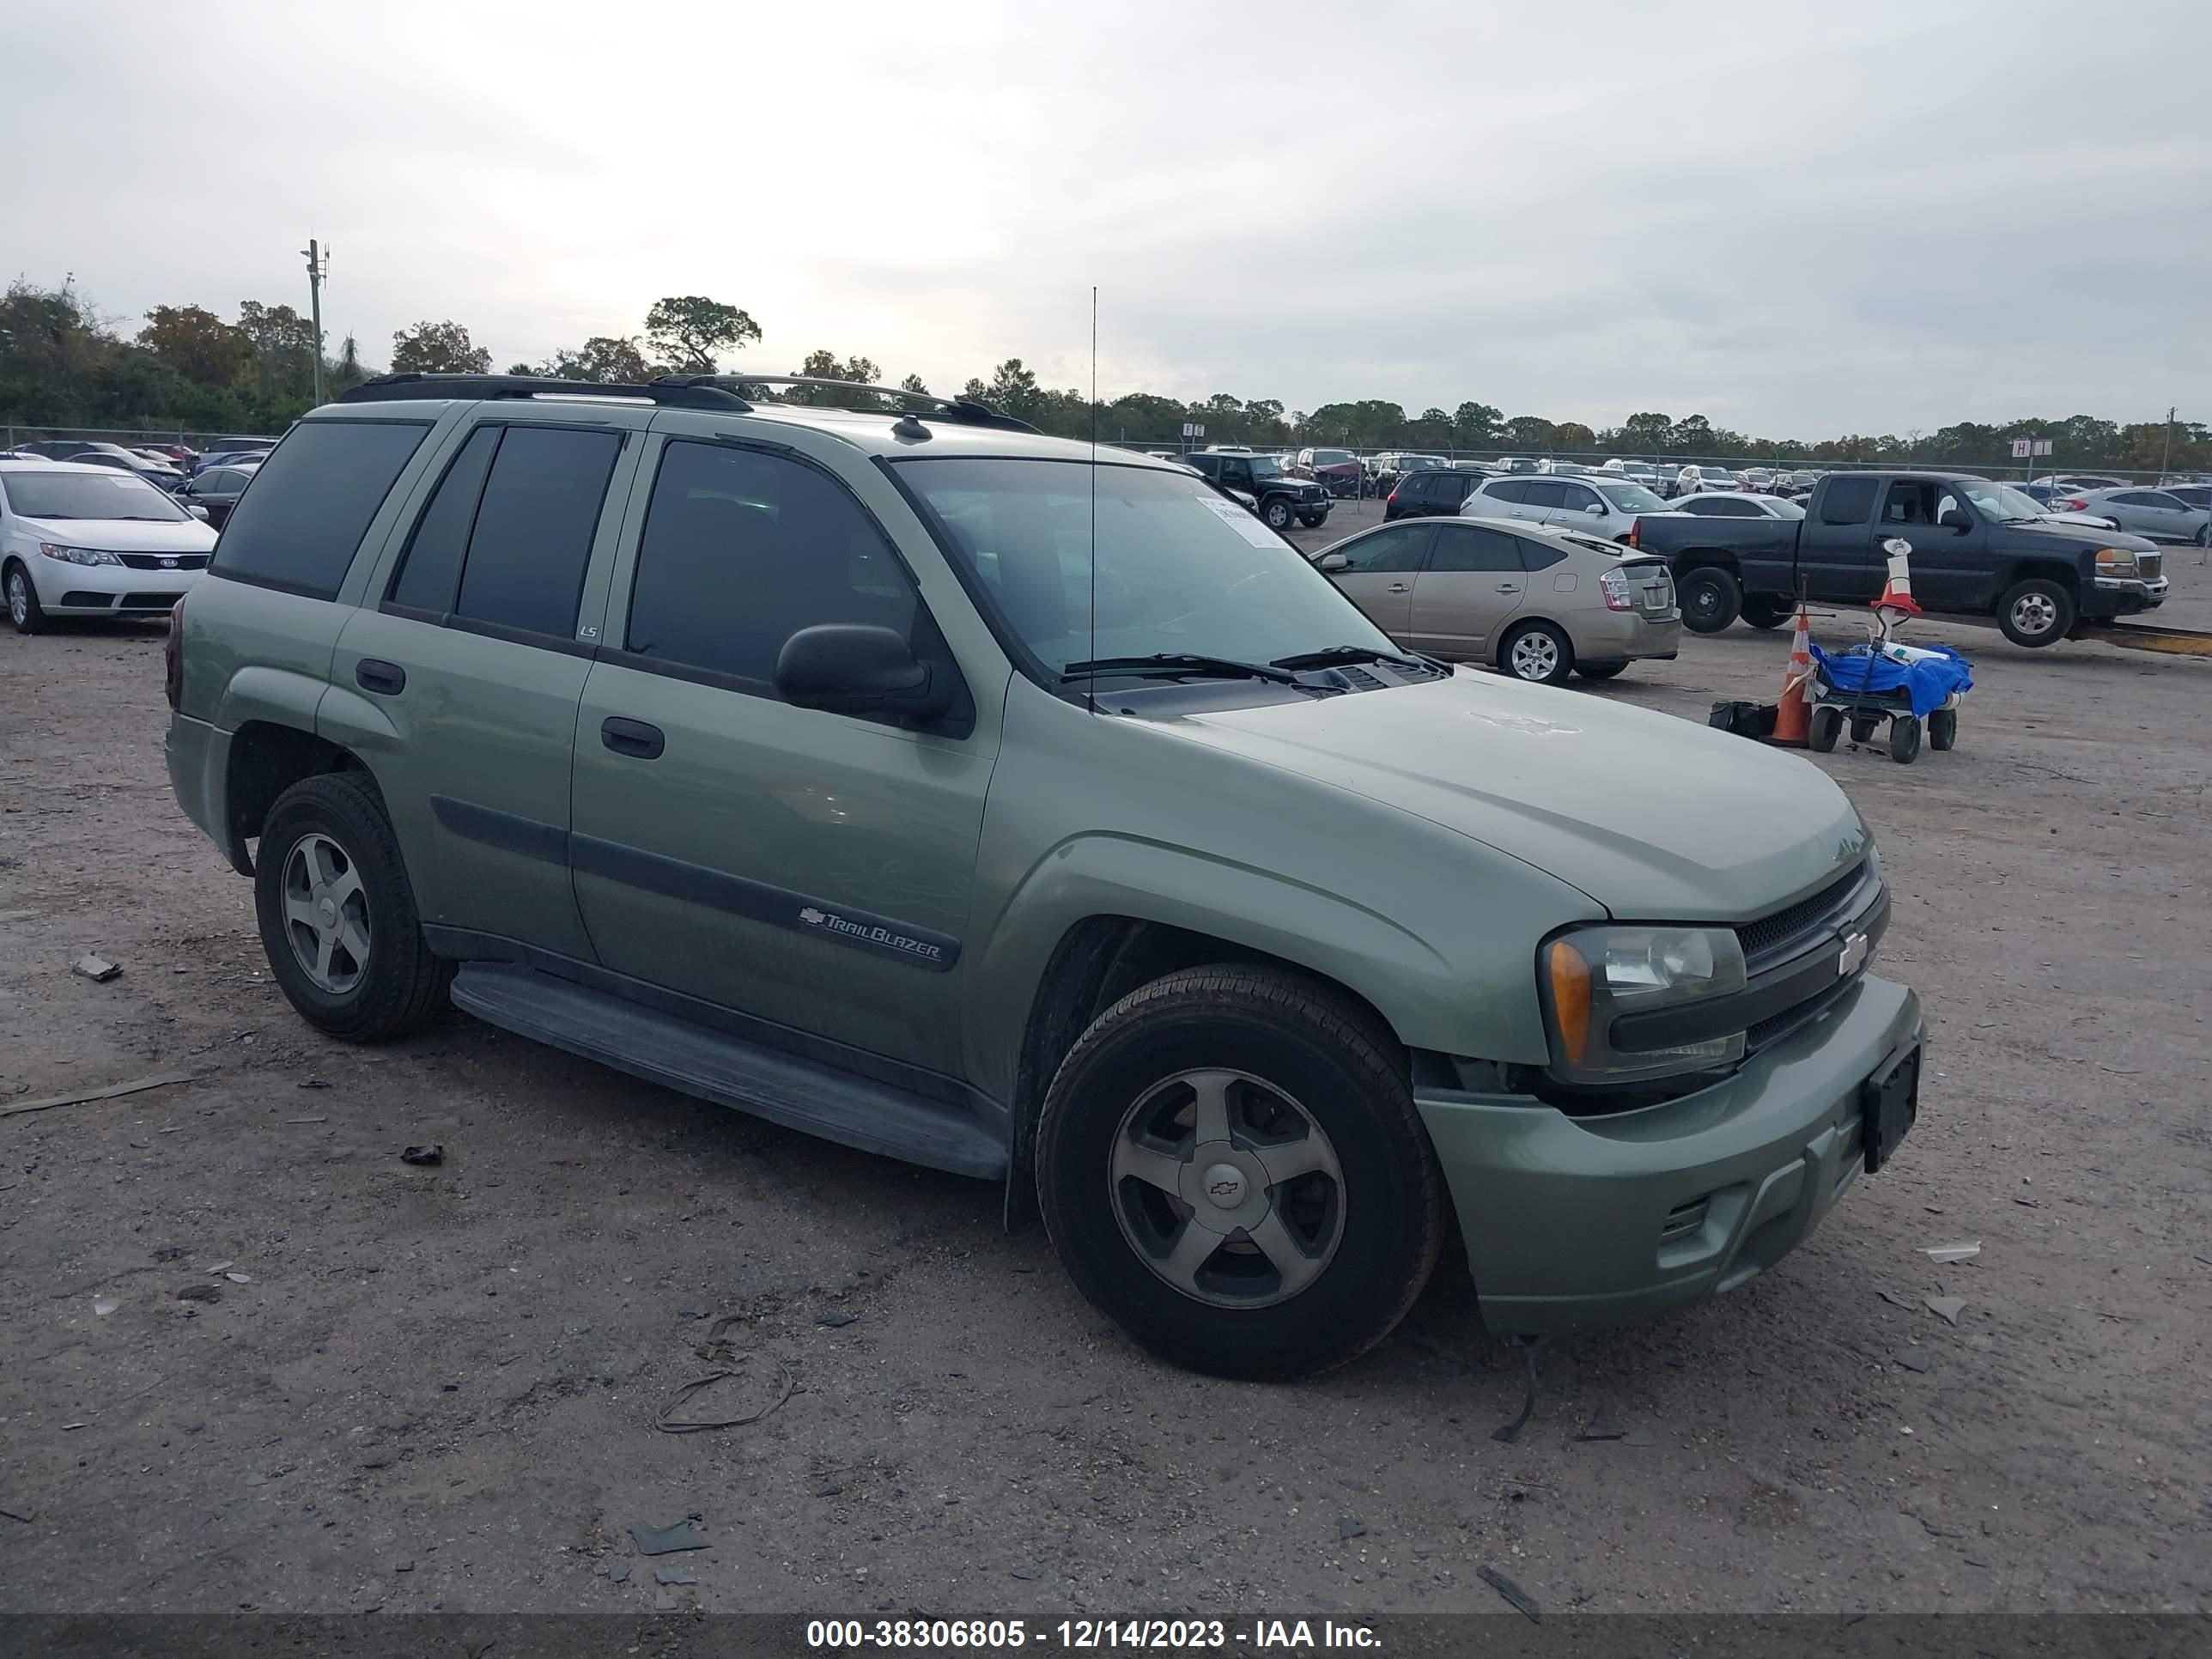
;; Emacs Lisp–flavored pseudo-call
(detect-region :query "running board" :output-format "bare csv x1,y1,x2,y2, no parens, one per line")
449,964,1006,1180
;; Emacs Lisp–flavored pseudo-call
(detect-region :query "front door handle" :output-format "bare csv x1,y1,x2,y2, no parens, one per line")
600,717,665,761
1386,581,1412,593
355,659,405,696
1496,583,1521,593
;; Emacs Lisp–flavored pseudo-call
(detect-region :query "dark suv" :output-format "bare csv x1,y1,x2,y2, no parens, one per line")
1182,450,1329,531
1384,466,1490,521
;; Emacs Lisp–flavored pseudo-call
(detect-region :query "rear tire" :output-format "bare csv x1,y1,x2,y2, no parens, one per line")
1808,705,1842,752
5,561,46,635
1997,577,2074,647
1929,708,1957,750
1889,715,1923,764
1499,620,1575,685
1036,964,1443,1381
1678,567,1742,633
1575,661,1627,681
254,771,453,1042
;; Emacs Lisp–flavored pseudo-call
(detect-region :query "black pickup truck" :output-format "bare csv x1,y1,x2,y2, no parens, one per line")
1630,471,2168,647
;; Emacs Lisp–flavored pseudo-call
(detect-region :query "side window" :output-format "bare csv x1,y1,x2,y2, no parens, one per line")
1479,478,1528,506
1426,524,1522,572
2144,493,2187,511
624,441,919,688
453,427,623,637
1516,535,1568,570
1222,459,1253,486
1558,483,1601,514
1331,525,1431,574
1881,482,1934,525
1819,476,1880,525
1522,480,1568,509
387,424,499,613
210,420,429,598
1714,497,1760,518
1186,454,1218,478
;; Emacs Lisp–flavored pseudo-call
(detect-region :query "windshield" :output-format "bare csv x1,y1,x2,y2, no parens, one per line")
1246,455,1285,480
1962,481,2051,522
896,459,1397,678
1308,450,1352,466
1,469,191,522
1596,483,1666,512
1399,456,1442,471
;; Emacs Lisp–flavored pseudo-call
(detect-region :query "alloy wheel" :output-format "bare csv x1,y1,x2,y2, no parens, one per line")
281,831,371,994
1109,1068,1346,1310
1509,630,1561,680
7,571,26,628
2009,590,2059,638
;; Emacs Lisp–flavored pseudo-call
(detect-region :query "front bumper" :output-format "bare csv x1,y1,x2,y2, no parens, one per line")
25,556,202,615
2088,574,2167,616
1416,973,1922,1337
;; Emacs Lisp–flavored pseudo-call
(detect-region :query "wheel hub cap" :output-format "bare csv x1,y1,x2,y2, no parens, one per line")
281,832,370,995
1109,1068,1346,1310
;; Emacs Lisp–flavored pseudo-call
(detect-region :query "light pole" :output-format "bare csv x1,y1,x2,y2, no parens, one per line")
301,240,329,406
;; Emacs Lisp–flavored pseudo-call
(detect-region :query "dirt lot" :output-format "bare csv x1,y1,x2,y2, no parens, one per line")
3,519,2207,1618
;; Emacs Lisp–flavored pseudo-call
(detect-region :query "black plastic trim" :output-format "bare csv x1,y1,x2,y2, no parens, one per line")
428,795,569,866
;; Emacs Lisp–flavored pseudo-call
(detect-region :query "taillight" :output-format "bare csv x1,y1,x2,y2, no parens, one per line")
164,595,186,709
1600,569,1633,611
1387,487,1400,503
2060,498,2087,512
1627,520,1641,548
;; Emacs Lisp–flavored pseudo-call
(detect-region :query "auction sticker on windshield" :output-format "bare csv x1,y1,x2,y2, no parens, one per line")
1201,497,1284,548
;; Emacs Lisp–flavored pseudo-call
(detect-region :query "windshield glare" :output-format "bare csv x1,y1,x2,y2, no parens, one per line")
2,469,191,522
1963,482,2049,521
1246,455,1284,480
896,459,1398,678
1597,483,1665,512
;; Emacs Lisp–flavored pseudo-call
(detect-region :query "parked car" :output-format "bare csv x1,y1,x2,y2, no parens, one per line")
1601,460,1665,490
2160,483,2210,514
1739,467,1777,493
1314,516,1680,686
1182,449,1331,530
1,459,217,633
1772,470,1823,499
192,441,277,475
2029,474,2124,494
162,372,1922,1378
2054,486,2211,547
1668,491,1806,520
1492,455,1541,474
1462,473,1669,544
52,445,186,491
1537,459,1593,476
1291,447,1364,498
1674,463,1741,495
1630,471,2166,645
15,440,99,460
1369,453,1446,493
176,462,260,530
1383,466,1490,522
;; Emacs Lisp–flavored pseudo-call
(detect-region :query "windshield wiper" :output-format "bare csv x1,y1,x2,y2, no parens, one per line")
1269,644,1431,672
1061,653,1303,686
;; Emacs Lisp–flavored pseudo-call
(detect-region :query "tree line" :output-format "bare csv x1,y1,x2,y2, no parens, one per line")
2,275,2200,475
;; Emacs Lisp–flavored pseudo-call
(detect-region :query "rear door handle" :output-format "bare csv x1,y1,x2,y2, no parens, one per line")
1386,581,1412,592
600,717,665,760
1496,583,1521,592
355,659,405,696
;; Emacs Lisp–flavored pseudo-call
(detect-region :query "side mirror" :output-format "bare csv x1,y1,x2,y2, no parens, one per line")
1584,501,1606,515
186,504,210,521
775,623,951,721
1938,508,1972,532
1316,552,1350,572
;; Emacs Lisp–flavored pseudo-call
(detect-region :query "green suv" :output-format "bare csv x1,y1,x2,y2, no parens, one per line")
165,372,1923,1379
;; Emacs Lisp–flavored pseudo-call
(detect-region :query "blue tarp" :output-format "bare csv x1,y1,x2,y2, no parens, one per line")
1808,641,1974,720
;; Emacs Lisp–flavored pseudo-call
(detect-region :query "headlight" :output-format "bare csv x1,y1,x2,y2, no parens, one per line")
38,543,122,567
1539,925,1748,1085
2094,547,2138,575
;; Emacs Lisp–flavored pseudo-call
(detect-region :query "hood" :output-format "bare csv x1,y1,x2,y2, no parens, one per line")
1996,516,2154,551
15,514,219,554
1164,672,1869,920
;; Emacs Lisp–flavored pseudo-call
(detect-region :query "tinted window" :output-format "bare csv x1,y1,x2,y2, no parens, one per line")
387,424,500,612
1522,480,1568,509
207,469,246,493
1699,496,1760,517
1185,454,1219,477
1556,483,1601,513
1517,536,1568,570
1426,523,1522,573
1818,477,1880,525
213,420,428,597
1478,478,1528,506
453,427,622,637
627,441,918,685
1331,525,1432,574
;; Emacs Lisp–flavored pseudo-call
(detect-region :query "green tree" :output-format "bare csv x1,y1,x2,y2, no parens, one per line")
1450,401,1502,450
1615,411,1673,453
330,334,370,393
1502,415,1554,452
980,358,1043,422
236,301,319,402
137,305,250,387
899,373,928,397
644,295,760,374
1551,421,1596,453
390,319,490,375
544,335,654,383
784,349,885,405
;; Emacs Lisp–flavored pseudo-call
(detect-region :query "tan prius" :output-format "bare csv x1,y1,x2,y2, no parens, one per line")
1312,515,1680,685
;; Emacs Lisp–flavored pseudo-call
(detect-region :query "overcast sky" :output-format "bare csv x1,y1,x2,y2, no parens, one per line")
11,0,2208,437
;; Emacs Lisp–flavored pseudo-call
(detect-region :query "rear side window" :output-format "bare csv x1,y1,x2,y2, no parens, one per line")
1516,536,1568,570
212,420,428,598
1522,480,1568,509
1426,523,1521,572
1480,478,1528,506
1819,477,1879,525
623,440,919,688
455,428,623,637
388,425,499,612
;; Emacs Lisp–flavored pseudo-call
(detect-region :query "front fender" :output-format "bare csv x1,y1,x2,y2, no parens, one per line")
966,830,1468,1103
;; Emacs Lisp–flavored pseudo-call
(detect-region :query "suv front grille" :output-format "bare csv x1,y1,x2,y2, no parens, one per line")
1735,860,1872,969
118,553,208,571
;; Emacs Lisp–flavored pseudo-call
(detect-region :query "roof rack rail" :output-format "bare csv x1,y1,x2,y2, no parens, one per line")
335,373,751,412
649,374,1039,434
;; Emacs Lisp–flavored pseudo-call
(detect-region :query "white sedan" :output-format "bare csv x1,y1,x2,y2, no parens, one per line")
1,460,219,634
1666,491,1806,520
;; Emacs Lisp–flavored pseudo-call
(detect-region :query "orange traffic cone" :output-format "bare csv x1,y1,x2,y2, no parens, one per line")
1773,603,1813,744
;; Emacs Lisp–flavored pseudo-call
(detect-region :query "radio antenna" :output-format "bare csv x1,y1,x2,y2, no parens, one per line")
1086,283,1098,714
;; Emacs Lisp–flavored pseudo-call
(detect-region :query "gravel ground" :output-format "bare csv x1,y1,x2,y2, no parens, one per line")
2,525,2207,1617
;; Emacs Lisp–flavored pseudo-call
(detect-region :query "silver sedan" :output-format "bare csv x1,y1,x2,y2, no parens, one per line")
2057,487,2210,546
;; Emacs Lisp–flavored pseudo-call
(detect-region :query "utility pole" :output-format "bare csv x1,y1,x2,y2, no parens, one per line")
2160,404,2175,482
301,239,330,406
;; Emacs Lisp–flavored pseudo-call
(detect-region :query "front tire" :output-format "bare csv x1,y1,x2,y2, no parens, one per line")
1575,660,1627,680
1678,567,1742,633
1499,620,1575,685
1738,597,1790,629
5,561,46,635
254,771,452,1042
1928,708,1957,750
1297,510,1328,529
1261,498,1293,532
1997,577,2074,647
1889,715,1923,764
1036,965,1444,1381
1808,704,1842,752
